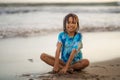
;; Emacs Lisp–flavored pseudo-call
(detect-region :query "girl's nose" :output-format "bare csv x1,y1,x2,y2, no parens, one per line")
69,23,73,26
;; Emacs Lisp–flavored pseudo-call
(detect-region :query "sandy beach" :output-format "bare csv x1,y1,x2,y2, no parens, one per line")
0,2,120,80
22,58,120,80
0,31,120,80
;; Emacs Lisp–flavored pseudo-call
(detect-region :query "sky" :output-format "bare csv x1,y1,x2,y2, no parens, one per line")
0,0,119,3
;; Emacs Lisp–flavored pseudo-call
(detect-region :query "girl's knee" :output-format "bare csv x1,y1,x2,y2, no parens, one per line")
40,53,47,60
82,59,90,67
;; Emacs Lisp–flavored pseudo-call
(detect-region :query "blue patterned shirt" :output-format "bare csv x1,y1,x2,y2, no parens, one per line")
57,32,83,64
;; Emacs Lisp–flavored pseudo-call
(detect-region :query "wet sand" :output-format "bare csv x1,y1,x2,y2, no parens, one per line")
0,32,120,80
22,58,120,80
20,31,120,80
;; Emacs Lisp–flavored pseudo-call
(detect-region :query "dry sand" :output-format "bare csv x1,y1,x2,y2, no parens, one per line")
21,57,120,80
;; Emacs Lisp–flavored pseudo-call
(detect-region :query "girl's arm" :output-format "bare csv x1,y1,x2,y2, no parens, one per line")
59,49,77,74
53,42,62,72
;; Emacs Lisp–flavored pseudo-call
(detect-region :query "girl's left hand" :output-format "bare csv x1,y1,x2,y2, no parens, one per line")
59,67,67,74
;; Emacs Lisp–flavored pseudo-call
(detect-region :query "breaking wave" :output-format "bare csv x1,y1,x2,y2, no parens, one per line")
0,26,120,39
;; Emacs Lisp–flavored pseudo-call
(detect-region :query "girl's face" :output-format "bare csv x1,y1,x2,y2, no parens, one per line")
66,16,78,34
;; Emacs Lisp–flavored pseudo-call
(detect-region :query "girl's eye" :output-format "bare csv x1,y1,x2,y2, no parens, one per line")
67,22,76,24
68,21,71,23
72,22,76,24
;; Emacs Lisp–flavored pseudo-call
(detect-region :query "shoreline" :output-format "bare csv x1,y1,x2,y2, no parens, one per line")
21,58,120,80
0,26,120,39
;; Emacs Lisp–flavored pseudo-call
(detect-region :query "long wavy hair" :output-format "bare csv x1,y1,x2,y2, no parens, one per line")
63,13,79,33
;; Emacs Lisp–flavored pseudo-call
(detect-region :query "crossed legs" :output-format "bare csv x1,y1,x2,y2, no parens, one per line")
40,53,89,72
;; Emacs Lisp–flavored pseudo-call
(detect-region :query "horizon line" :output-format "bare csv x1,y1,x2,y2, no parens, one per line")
0,1,119,6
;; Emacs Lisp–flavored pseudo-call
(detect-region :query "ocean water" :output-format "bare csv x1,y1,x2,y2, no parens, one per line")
0,2,120,38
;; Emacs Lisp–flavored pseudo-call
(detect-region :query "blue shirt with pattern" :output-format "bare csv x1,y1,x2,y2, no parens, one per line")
57,32,83,64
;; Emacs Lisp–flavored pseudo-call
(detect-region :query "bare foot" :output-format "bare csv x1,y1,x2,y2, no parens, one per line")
67,68,74,74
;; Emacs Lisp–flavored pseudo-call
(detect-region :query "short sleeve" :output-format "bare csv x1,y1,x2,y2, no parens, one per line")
57,32,65,44
72,33,82,51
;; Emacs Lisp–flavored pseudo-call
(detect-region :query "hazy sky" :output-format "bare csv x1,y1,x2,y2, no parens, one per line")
0,0,119,3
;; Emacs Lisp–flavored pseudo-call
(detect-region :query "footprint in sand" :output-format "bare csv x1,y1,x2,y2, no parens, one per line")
28,59,34,62
90,65,106,69
109,64,120,67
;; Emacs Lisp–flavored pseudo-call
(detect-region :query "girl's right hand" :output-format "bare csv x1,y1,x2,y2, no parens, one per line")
53,67,59,73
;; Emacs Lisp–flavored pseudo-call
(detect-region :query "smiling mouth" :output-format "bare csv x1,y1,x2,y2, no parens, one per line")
68,26,74,30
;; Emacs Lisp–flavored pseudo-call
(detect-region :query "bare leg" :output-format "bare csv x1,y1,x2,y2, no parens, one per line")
40,53,65,69
40,53,89,73
71,59,89,71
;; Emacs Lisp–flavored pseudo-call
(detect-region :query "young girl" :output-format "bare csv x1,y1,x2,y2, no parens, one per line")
40,13,89,74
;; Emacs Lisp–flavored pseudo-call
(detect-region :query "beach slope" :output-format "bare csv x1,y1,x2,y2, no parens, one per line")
22,58,120,80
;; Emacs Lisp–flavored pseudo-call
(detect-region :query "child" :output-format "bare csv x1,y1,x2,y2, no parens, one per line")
40,13,89,74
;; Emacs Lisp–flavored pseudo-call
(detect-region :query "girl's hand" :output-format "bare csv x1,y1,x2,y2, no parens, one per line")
53,66,59,73
59,67,67,74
